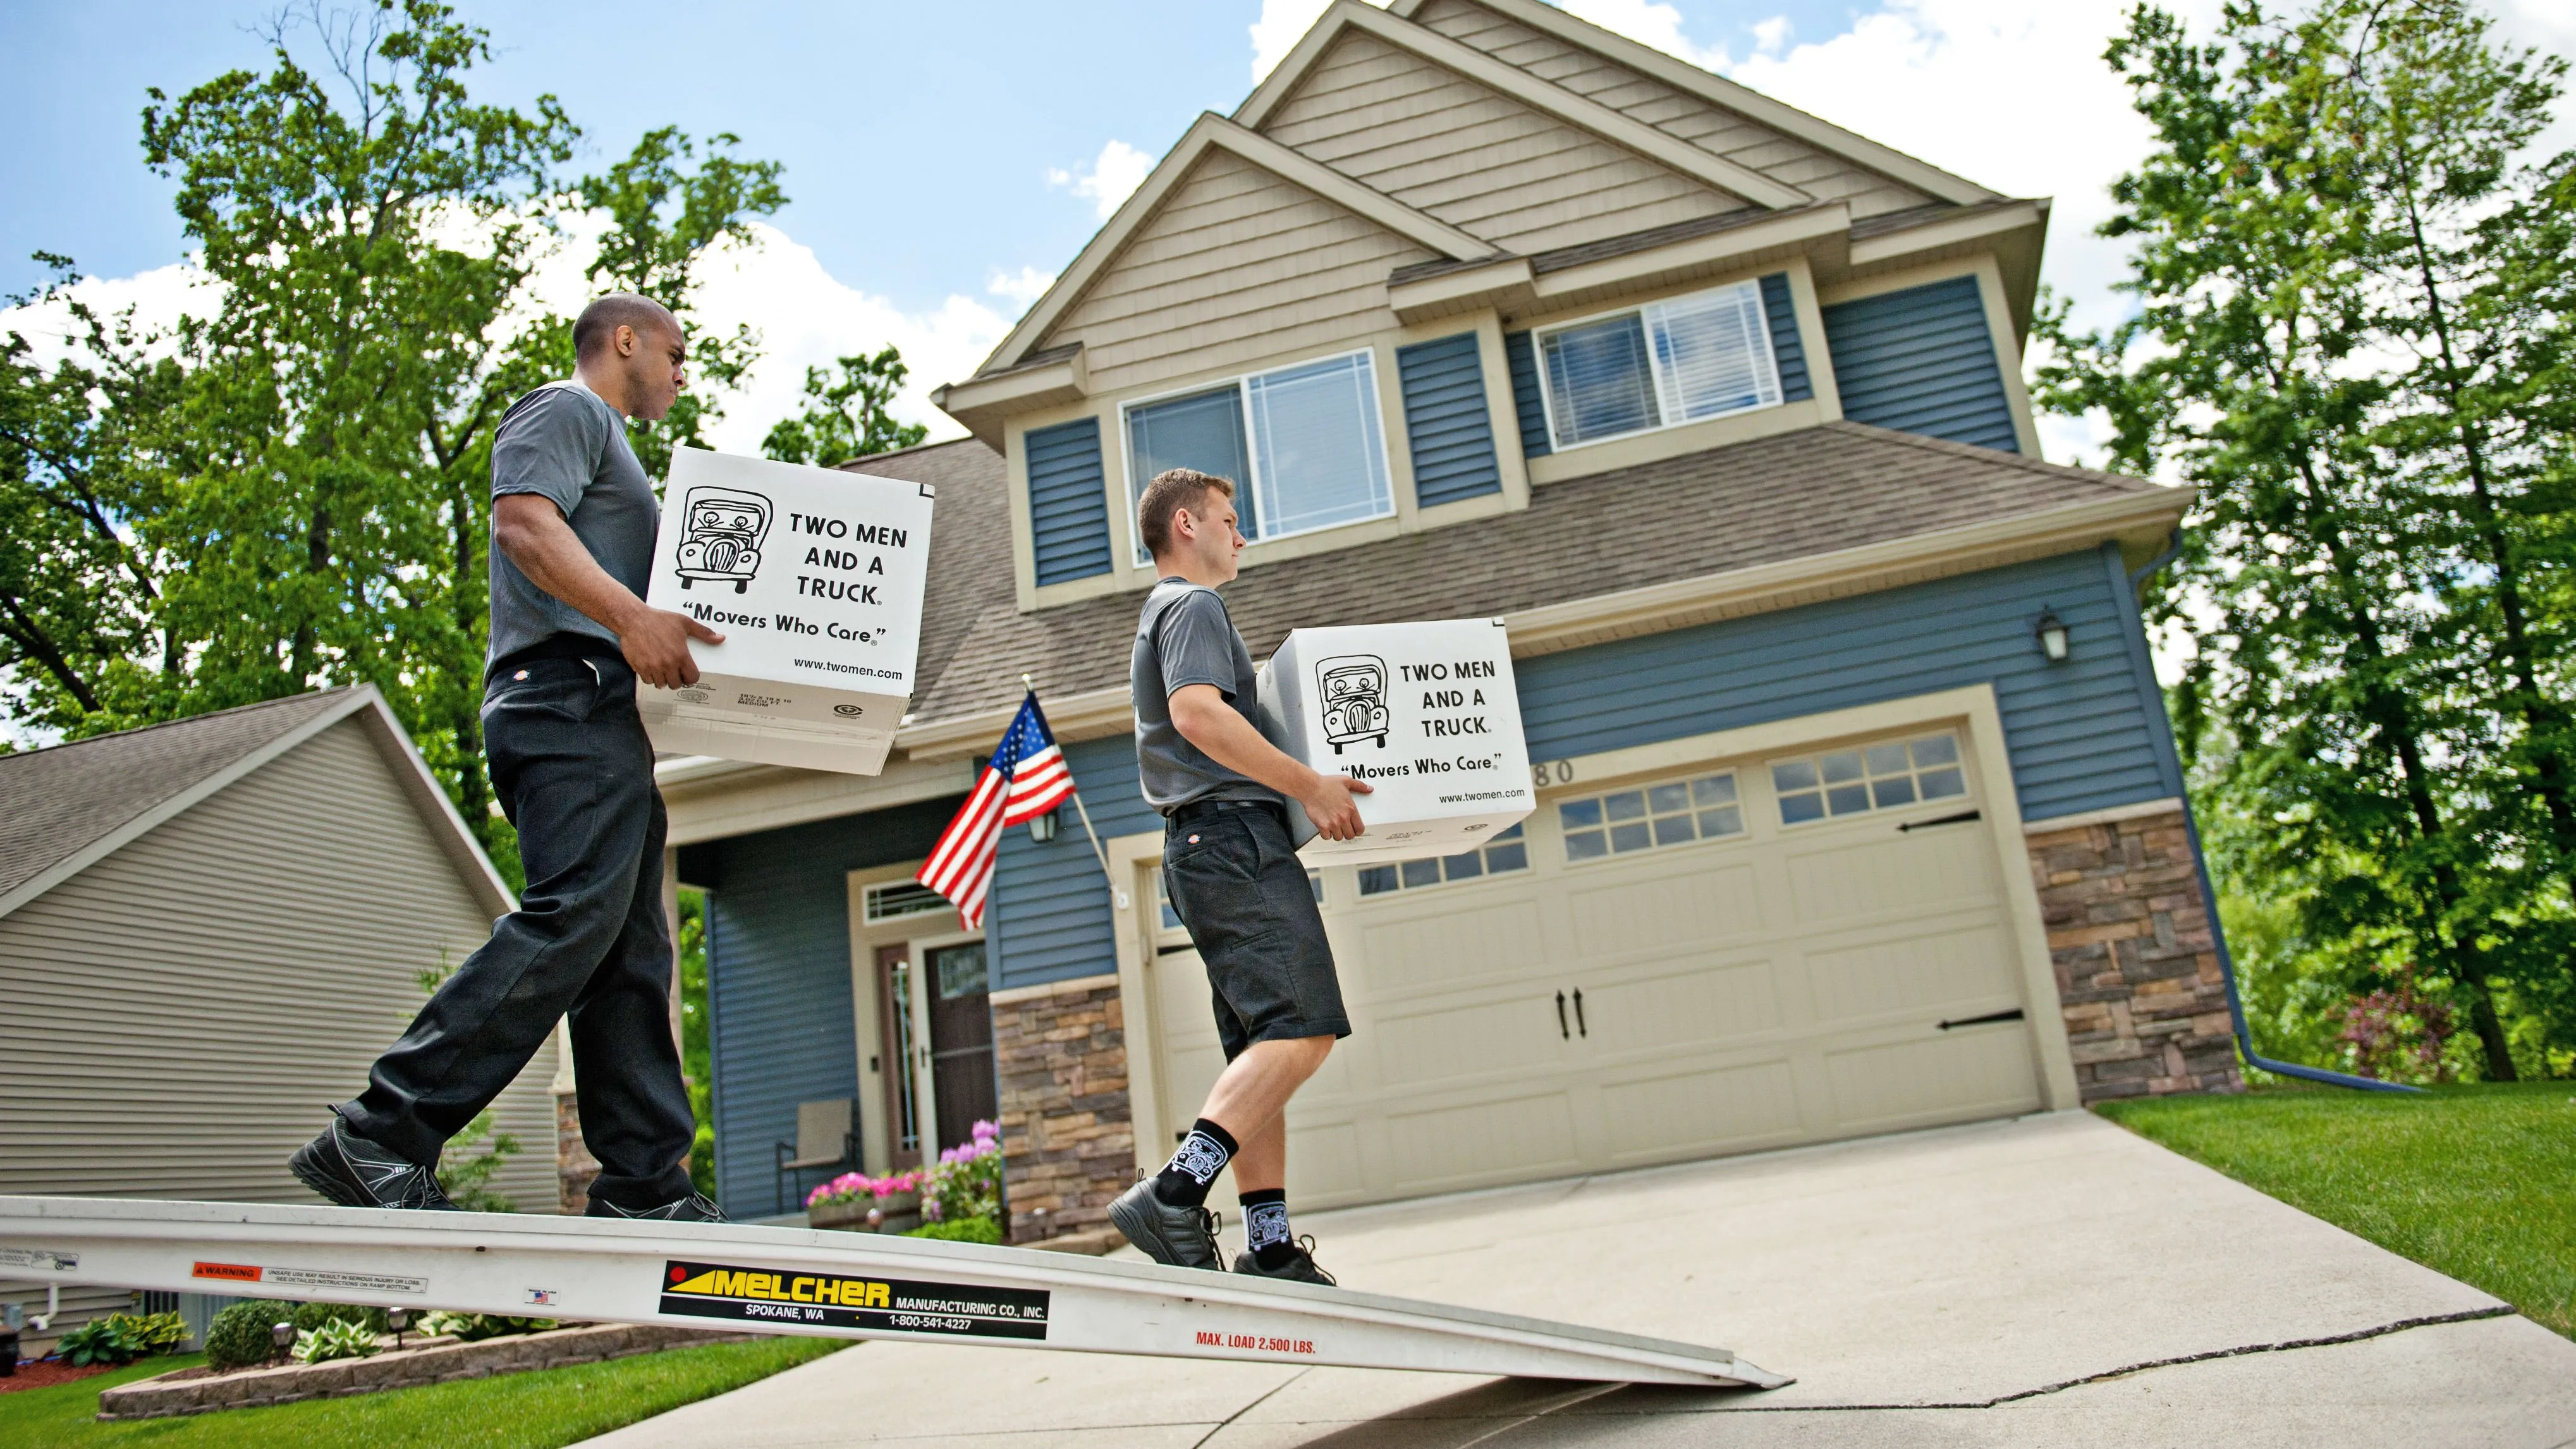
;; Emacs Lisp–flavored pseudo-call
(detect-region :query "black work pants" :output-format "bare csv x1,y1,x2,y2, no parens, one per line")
341,654,695,1209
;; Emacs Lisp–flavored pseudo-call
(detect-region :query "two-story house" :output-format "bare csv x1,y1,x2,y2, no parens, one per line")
659,0,2240,1235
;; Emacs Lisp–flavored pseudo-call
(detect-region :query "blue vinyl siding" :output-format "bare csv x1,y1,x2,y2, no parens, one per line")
679,795,961,1218
987,737,1161,993
1500,330,1551,459
984,547,2170,991
1396,333,1503,508
1821,275,2020,452
1025,418,1114,585
1759,272,1812,403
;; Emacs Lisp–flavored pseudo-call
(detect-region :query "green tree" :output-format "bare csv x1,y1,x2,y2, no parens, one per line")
678,888,717,1202
761,346,927,468
577,126,786,482
2037,0,2576,1080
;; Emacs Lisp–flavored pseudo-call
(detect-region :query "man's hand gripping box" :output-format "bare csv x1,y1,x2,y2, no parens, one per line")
1255,618,1535,864
638,447,932,775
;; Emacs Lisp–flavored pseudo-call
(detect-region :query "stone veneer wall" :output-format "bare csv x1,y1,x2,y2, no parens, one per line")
990,974,1134,1244
555,1091,599,1216
2027,802,2243,1101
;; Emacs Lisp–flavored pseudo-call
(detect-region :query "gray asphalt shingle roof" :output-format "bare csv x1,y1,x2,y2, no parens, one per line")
0,688,356,905
894,422,2166,726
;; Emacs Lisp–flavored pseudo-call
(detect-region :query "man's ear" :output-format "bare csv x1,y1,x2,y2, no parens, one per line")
614,324,637,358
1170,506,1195,541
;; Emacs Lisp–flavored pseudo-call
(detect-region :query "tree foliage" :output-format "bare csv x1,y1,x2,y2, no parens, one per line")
0,1,819,882
761,346,927,468
2037,0,2576,1079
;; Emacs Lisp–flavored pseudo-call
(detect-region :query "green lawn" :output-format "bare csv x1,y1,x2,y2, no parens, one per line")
2096,1082,2576,1338
0,1336,845,1448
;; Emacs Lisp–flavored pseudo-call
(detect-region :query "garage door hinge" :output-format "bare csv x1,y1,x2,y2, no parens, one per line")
1898,809,1983,832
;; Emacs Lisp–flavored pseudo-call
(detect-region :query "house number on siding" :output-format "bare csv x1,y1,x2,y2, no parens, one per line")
1530,759,1574,789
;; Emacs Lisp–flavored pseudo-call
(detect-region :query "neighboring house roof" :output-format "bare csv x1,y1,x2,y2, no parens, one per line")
0,685,513,920
900,422,2187,731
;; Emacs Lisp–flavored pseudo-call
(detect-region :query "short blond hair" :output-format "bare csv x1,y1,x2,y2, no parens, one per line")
1137,468,1235,559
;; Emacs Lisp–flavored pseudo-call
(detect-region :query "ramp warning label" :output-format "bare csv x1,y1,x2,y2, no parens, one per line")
657,1261,1048,1340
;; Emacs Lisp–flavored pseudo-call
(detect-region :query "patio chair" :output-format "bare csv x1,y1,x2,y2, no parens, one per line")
773,1098,858,1216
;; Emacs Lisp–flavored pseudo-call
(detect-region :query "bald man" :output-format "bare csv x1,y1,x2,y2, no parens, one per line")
292,293,728,1220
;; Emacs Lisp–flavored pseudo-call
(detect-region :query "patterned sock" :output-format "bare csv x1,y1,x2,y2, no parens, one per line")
1153,1119,1238,1208
1241,1188,1297,1269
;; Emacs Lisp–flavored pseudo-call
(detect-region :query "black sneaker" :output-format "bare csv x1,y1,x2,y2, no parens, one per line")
1108,1178,1222,1270
1234,1236,1336,1286
289,1118,457,1211
587,1191,726,1223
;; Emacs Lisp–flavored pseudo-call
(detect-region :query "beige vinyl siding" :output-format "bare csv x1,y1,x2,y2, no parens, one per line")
1262,28,1742,255
1414,0,1936,220
0,716,556,1215
1043,147,1438,395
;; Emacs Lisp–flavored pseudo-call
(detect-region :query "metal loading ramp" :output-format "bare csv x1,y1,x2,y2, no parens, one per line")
0,1196,1787,1389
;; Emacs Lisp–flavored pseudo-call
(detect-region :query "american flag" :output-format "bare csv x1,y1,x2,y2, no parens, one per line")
917,692,1076,927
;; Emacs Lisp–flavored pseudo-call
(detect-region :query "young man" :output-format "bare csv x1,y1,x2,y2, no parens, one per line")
1107,468,1372,1284
291,293,727,1220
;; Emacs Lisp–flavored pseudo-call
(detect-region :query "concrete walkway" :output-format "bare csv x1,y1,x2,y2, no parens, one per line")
583,1111,2576,1446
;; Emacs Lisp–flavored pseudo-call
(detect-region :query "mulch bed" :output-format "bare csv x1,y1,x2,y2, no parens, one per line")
0,1360,115,1393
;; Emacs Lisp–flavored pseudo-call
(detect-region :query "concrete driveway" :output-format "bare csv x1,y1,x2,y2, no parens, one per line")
583,1111,2576,1446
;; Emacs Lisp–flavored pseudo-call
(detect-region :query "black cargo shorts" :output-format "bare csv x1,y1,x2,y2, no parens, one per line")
1161,799,1351,1060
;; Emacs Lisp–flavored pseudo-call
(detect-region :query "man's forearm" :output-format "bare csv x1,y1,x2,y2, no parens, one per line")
1171,693,1316,797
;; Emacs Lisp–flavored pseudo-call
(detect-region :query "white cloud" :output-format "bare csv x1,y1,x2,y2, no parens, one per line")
1250,0,1392,82
1561,0,1734,71
1046,139,1156,221
986,266,1058,310
1749,15,1792,58
1,259,217,369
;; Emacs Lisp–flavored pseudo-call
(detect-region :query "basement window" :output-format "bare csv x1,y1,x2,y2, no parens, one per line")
1535,279,1781,449
1357,824,1530,896
1771,733,1967,826
1125,349,1394,561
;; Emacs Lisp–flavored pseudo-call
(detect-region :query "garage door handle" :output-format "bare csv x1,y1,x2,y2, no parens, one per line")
1572,988,1587,1038
1555,991,1569,1040
1937,1008,2025,1030
1899,810,1982,833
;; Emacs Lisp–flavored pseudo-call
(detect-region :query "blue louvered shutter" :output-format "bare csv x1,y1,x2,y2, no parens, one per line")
1759,273,1812,403
1821,275,2020,452
1024,418,1114,584
1396,333,1502,508
1501,331,1551,459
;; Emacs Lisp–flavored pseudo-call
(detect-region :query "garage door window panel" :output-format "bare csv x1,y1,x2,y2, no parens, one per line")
1773,733,1966,826
1559,774,1743,862
1357,824,1529,897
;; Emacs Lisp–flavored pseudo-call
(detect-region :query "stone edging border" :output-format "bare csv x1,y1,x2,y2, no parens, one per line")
98,1322,751,1421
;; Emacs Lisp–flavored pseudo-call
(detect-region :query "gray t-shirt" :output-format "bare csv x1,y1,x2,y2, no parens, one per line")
1132,579,1283,815
485,380,658,675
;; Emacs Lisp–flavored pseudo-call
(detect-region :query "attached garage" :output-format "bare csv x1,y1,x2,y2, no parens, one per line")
1125,690,2073,1210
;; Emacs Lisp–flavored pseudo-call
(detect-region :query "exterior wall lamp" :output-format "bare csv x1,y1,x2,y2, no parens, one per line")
2034,607,2071,663
1029,809,1059,843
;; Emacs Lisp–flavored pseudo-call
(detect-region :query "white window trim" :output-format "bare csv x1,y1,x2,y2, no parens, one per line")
1767,731,1974,829
1554,768,1749,867
1118,346,1396,566
1532,279,1783,454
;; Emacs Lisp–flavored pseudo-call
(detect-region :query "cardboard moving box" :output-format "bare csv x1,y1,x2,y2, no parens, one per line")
637,448,933,775
1256,619,1535,865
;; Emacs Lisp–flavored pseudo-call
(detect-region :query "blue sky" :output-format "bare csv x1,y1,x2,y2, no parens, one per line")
4,0,1856,312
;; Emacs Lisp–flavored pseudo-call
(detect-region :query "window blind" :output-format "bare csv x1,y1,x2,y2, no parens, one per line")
1245,352,1392,538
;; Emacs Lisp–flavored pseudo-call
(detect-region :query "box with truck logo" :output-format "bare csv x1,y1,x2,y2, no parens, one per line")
637,447,933,775
1254,619,1534,865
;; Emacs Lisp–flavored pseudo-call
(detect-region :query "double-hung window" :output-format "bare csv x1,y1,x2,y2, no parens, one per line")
1125,350,1394,561
1535,279,1781,449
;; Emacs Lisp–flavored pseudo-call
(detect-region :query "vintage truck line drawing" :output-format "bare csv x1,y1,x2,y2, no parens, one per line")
675,486,772,592
1317,654,1390,754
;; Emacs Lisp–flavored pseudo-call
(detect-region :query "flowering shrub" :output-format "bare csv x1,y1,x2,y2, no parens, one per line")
806,1168,925,1211
919,1120,1002,1228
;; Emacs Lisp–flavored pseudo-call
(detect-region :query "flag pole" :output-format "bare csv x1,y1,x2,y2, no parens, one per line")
1025,674,1128,911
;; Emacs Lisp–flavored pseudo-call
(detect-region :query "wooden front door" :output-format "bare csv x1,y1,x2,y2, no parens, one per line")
924,940,996,1152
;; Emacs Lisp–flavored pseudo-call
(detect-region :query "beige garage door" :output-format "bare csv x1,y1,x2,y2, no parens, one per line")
1144,724,2044,1211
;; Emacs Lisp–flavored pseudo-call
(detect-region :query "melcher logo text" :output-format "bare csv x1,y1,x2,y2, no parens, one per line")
658,1260,1049,1340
